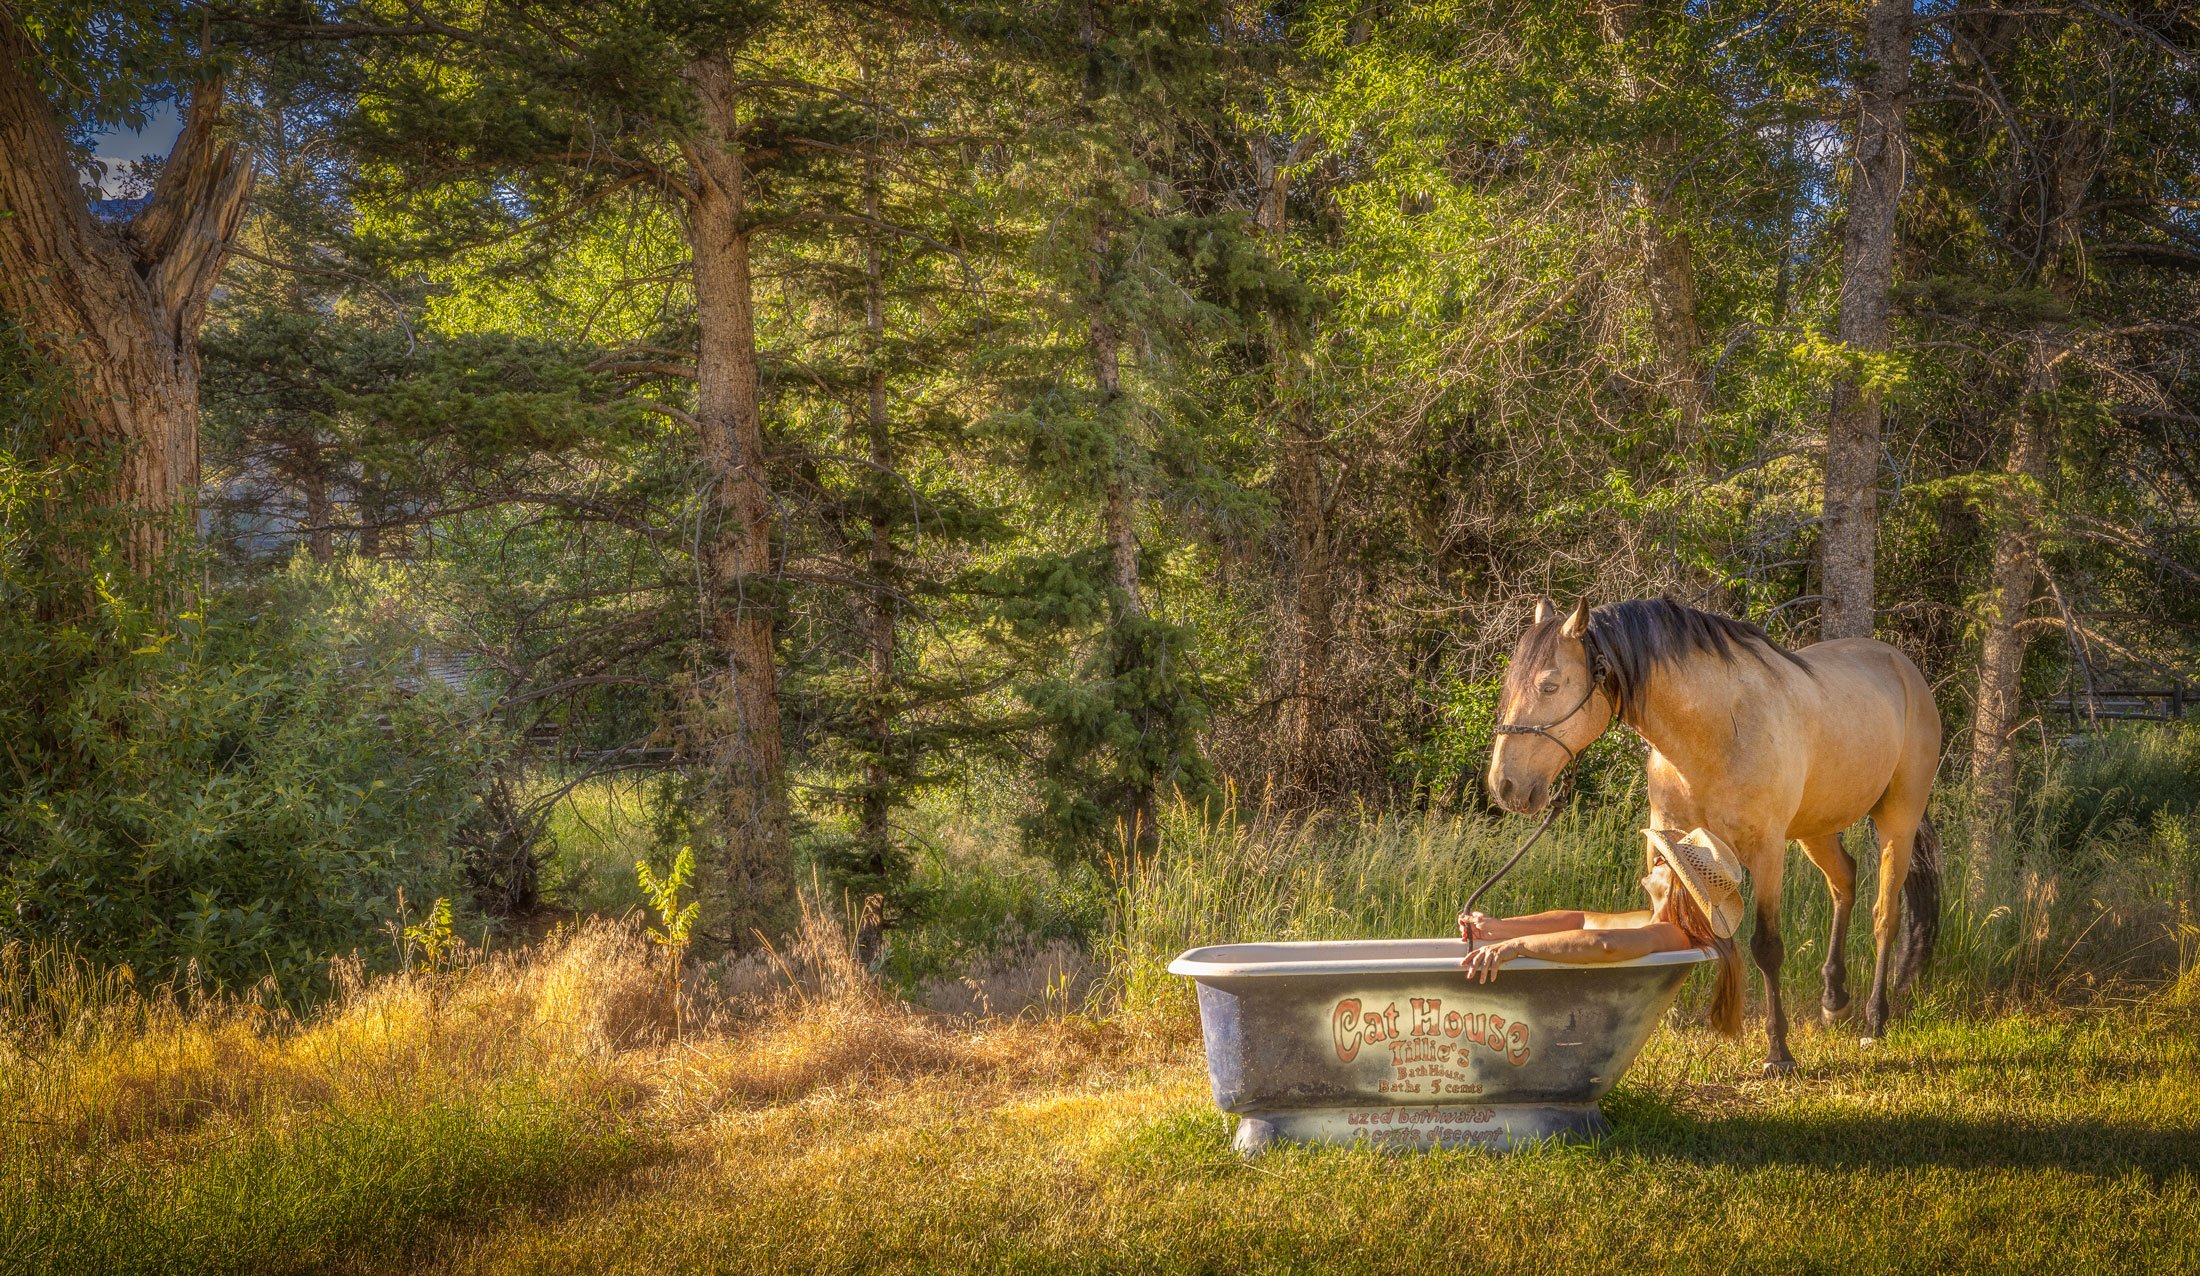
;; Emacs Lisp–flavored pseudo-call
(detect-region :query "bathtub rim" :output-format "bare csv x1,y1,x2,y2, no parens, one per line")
1168,937,1717,979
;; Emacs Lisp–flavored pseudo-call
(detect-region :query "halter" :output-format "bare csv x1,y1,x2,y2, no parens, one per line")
1461,628,1614,944
1488,628,1611,770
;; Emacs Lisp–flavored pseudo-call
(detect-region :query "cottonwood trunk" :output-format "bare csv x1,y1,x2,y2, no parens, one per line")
0,26,250,571
1254,140,1337,800
685,56,792,946
1820,0,1913,641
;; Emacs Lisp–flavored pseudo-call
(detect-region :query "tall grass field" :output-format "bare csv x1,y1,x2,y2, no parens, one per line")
4,726,2197,1273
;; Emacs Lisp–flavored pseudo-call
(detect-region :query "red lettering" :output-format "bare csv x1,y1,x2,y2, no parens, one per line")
1411,997,1440,1036
1507,1019,1532,1065
1383,1004,1401,1040
1333,999,1364,1062
1443,1010,1463,1039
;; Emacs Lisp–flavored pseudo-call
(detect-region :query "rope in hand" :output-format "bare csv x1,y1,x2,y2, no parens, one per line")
1458,631,1607,951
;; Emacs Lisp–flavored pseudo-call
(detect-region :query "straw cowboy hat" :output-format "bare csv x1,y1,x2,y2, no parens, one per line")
1643,828,1746,939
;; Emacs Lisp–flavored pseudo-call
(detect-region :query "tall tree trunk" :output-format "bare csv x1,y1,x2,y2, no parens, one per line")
1253,139,1335,799
1598,1,1706,432
297,428,334,564
1964,109,2101,893
1089,217,1157,856
1966,341,2057,893
685,55,792,946
855,142,897,965
0,26,251,571
1820,0,1913,641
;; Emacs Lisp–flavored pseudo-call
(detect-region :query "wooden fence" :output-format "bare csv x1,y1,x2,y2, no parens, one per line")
2039,687,2189,726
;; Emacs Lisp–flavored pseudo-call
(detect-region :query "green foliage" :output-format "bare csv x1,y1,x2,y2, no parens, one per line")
636,847,700,952
0,326,496,996
400,896,456,973
1019,610,1220,869
2024,724,2200,887
0,562,494,996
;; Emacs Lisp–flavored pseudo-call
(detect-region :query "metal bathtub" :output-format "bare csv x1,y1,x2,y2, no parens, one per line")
1169,938,1712,1153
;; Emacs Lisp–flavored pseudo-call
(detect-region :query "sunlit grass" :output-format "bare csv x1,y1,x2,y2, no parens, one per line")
5,912,2195,1274
14,769,2192,1275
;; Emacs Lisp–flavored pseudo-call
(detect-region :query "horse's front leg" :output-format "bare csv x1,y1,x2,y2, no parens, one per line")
1742,834,1797,1075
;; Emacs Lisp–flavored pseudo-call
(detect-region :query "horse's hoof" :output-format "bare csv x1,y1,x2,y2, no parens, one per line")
1859,1036,1878,1047
1820,1000,1850,1025
1761,1058,1799,1079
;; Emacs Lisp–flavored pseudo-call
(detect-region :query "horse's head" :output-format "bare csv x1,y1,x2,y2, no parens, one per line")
1486,597,1615,814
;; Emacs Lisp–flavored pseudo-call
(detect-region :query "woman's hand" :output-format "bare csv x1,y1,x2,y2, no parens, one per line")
1457,910,1492,942
1461,939,1517,983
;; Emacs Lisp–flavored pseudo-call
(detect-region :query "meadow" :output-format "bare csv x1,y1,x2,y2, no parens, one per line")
5,730,2197,1275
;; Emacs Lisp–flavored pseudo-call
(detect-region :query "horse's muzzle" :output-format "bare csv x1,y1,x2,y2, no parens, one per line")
1491,774,1552,815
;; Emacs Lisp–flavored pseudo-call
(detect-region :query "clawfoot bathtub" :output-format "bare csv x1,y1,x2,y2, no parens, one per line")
1169,938,1711,1153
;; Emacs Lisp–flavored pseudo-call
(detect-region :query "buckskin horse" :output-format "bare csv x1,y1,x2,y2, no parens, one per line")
1485,597,1942,1074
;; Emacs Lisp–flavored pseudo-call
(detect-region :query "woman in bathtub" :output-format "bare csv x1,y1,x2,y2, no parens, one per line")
1457,827,1745,1035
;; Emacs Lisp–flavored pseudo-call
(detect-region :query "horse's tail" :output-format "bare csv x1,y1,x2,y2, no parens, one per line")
1896,810,1942,991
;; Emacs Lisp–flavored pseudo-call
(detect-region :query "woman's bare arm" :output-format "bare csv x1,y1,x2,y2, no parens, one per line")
1460,922,1693,982
1459,909,1585,941
1460,907,1655,941
1579,908,1655,930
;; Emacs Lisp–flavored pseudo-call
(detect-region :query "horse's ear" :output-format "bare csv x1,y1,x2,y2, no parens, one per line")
1561,598,1591,639
1533,596,1559,625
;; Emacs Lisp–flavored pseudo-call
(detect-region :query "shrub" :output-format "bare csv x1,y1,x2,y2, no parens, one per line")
0,324,496,995
0,562,497,996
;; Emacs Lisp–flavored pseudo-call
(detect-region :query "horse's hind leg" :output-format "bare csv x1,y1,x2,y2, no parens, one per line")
1862,811,1920,1038
1798,833,1857,1022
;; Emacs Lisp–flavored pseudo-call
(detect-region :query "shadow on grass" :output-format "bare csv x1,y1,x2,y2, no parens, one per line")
1605,1092,2200,1182
0,1098,672,1276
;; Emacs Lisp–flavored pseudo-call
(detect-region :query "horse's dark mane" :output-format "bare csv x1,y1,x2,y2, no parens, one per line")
1517,597,1808,723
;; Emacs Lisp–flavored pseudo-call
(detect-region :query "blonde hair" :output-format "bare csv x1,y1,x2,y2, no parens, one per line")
1660,878,1743,1036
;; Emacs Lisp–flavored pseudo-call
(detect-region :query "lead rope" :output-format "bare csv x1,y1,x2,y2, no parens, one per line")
1460,633,1607,950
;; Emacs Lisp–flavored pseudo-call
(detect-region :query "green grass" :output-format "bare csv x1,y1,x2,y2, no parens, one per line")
19,737,2182,1274
536,773,661,917
0,1093,651,1276
146,1001,2197,1274
4,929,2194,1273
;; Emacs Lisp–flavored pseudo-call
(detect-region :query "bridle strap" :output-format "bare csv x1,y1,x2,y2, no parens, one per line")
1487,629,1611,767
1462,629,1614,944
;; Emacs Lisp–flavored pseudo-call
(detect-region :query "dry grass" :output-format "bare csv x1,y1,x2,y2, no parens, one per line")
5,901,2196,1275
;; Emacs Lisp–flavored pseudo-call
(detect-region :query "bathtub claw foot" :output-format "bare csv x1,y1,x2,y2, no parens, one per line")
1232,1116,1279,1156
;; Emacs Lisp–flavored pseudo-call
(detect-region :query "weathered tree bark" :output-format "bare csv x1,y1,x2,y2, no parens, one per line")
684,56,792,945
1089,217,1159,856
855,145,897,966
1964,111,2102,892
1966,344,2056,892
1253,139,1336,799
1819,0,1913,641
1598,0,1706,432
296,428,334,564
0,23,252,570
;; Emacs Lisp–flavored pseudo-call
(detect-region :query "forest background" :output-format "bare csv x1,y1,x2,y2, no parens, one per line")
4,0,2200,1010
7,4,2200,1270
